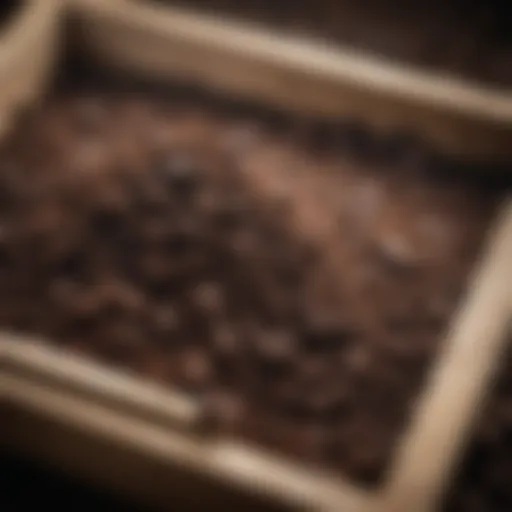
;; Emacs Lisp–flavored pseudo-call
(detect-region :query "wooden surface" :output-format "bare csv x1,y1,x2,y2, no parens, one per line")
71,0,512,163
0,0,61,138
0,1,511,510
1,336,200,431
1,350,370,511
375,199,512,512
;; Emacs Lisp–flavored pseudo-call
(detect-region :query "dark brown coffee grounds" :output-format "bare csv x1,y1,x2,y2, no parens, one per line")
152,0,512,88
0,84,501,488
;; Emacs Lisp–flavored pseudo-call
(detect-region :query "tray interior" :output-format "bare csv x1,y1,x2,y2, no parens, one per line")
0,45,506,479
1,12,512,511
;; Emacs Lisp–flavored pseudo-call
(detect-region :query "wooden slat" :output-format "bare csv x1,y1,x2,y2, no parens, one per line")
0,335,200,431
1,363,370,511
1,2,511,510
71,0,512,163
374,199,512,512
0,0,61,137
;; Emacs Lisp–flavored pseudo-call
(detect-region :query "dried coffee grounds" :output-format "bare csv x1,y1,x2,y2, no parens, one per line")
0,84,501,486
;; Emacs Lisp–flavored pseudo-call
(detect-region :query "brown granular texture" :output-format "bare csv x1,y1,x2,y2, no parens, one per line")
0,85,500,486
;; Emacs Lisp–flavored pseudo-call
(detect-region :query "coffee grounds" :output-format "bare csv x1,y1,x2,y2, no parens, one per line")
153,0,512,89
0,83,500,487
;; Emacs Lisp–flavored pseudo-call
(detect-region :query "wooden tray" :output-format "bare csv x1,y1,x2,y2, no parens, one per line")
1,1,512,510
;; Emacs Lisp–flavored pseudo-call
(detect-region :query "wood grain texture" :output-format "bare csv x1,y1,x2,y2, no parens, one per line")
0,0,61,137
0,2,511,510
1,336,201,431
1,364,370,511
375,199,512,512
71,0,512,163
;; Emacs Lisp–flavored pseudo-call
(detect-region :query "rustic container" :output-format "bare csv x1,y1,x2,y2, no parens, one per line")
1,1,511,511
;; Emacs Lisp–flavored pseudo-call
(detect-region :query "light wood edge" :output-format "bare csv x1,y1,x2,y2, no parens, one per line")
0,0,61,138
0,333,200,429
2,403,293,512
372,199,512,512
0,3,509,509
0,2,365,508
69,0,512,163
0,357,370,511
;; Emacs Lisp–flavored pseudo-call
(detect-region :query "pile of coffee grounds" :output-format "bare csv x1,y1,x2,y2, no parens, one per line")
155,0,512,88
0,83,500,486
445,341,512,511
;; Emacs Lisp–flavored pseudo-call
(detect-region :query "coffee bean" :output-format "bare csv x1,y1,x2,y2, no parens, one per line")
304,385,348,419
344,343,373,375
70,98,108,137
296,356,326,383
297,424,330,461
222,123,261,155
152,303,180,336
181,349,213,389
160,152,200,198
211,322,239,357
165,229,198,257
202,390,244,432
252,327,296,365
191,281,224,314
302,319,354,352
90,208,125,238
374,214,424,270
213,205,245,233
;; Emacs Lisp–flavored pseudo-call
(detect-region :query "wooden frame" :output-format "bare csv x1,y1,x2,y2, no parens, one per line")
0,0,61,138
71,0,512,164
1,1,512,510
